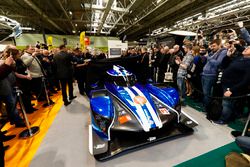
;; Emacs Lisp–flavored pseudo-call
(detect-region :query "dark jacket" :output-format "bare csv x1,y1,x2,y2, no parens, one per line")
221,57,250,96
159,53,170,70
221,45,244,70
0,71,16,96
240,27,250,45
0,64,12,80
138,52,150,83
54,51,74,79
0,62,16,96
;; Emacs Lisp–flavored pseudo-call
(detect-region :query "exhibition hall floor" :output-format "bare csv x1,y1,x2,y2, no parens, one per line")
27,89,236,167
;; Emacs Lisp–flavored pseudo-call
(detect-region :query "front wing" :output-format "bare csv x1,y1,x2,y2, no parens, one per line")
89,121,193,161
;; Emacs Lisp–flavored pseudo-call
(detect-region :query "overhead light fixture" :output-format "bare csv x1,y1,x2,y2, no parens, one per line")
81,3,85,8
21,27,35,31
157,0,162,4
75,24,78,27
69,11,73,15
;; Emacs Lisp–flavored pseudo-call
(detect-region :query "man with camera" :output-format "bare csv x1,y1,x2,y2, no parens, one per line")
0,45,25,127
201,39,227,112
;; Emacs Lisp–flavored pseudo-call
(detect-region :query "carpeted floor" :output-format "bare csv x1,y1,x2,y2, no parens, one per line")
3,92,63,167
186,97,248,132
174,142,242,167
176,97,248,167
185,97,203,112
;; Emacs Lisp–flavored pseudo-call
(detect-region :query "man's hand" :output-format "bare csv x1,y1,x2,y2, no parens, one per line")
175,59,180,65
227,45,236,57
26,74,32,80
32,52,38,57
238,21,244,28
224,90,232,97
4,56,14,66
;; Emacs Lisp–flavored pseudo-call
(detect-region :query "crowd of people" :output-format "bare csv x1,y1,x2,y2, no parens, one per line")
0,21,250,165
122,22,250,127
0,43,108,166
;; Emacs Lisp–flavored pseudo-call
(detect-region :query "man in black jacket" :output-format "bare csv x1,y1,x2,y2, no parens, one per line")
137,47,150,84
157,46,170,83
0,56,14,167
54,45,76,106
214,46,250,124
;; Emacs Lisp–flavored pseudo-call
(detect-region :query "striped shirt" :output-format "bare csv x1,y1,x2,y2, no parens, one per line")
177,51,193,78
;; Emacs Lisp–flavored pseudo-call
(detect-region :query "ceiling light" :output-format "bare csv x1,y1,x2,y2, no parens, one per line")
81,3,85,8
75,24,78,27
69,11,73,15
21,27,35,31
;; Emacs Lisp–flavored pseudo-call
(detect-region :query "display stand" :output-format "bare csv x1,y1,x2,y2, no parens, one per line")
242,111,250,136
42,76,54,107
15,87,40,139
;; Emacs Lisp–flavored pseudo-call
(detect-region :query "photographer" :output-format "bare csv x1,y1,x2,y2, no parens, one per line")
238,21,250,45
176,43,194,106
0,45,25,127
221,40,244,70
201,39,227,112
214,44,250,125
0,56,13,80
0,54,17,167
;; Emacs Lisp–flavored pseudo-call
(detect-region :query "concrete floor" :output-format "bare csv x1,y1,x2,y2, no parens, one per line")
30,90,235,167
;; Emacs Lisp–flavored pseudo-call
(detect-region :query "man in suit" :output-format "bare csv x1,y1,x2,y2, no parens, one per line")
54,45,76,106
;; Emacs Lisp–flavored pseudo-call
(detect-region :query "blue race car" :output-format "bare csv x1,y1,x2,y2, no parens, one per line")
89,65,198,161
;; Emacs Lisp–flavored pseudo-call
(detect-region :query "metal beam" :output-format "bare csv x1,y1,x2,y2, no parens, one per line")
84,3,126,12
0,3,58,33
108,0,137,33
97,0,115,34
22,0,66,33
123,0,196,36
117,0,170,35
150,0,232,37
6,15,130,26
0,22,12,29
56,0,76,33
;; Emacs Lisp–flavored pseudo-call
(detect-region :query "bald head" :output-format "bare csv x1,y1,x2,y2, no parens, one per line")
43,50,49,56
173,45,180,53
164,46,169,53
169,49,175,54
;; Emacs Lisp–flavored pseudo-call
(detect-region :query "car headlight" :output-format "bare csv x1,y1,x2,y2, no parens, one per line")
93,112,112,134
118,110,132,124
